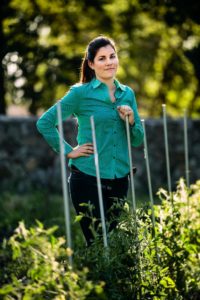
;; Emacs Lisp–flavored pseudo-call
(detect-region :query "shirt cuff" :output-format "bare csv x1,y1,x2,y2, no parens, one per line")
64,143,73,155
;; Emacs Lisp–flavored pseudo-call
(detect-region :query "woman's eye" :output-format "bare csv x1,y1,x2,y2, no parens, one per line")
98,54,116,61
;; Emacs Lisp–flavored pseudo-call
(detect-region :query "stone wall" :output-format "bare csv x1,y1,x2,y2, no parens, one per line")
0,116,199,195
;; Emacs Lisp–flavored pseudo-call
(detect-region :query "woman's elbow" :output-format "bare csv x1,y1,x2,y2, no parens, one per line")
36,117,44,133
132,131,144,147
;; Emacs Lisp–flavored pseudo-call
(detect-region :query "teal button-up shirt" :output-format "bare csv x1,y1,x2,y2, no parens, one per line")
36,77,144,179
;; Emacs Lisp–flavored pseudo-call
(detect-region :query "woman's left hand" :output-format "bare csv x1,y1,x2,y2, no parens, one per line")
117,105,135,125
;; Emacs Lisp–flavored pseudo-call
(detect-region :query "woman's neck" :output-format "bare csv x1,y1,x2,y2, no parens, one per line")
98,77,116,103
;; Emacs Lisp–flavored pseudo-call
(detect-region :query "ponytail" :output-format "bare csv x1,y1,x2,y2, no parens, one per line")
80,53,95,83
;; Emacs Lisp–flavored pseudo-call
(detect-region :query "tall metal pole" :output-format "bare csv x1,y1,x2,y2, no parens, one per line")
142,119,160,263
162,104,172,193
90,116,108,248
125,116,142,299
57,102,73,266
184,109,190,187
125,116,136,212
141,120,156,233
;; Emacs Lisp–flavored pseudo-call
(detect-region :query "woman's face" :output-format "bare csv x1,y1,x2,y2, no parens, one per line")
89,44,118,82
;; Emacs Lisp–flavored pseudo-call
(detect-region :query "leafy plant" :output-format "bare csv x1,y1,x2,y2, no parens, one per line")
75,179,200,300
0,179,199,299
0,221,104,300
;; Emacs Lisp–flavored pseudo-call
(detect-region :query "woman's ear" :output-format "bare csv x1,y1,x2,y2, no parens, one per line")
88,60,94,70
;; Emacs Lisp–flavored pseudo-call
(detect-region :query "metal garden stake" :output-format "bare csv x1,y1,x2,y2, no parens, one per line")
162,104,172,193
142,119,160,263
57,102,73,266
184,109,190,187
90,116,108,248
125,116,136,212
141,120,156,233
125,116,143,298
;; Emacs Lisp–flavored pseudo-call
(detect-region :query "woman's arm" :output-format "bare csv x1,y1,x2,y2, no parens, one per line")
130,90,144,147
36,86,79,155
117,89,144,147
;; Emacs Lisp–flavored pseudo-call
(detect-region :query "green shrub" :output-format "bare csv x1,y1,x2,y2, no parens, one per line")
0,179,199,299
0,221,105,300
156,179,200,299
75,179,200,300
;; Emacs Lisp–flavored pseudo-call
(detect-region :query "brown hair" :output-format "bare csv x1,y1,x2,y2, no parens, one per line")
80,36,116,83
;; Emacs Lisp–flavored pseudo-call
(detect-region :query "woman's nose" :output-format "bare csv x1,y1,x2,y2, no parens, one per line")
105,58,112,65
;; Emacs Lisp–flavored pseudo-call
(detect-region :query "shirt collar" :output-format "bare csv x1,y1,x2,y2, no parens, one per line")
91,77,125,91
91,78,102,89
114,79,126,91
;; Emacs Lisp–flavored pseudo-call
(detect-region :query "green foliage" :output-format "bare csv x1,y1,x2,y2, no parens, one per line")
75,178,200,299
0,179,199,299
1,0,200,116
156,179,200,299
0,221,104,300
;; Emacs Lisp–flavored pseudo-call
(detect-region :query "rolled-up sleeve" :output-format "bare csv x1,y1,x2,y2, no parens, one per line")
36,86,79,155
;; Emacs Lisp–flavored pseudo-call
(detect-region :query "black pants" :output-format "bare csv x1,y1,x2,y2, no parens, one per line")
69,165,129,246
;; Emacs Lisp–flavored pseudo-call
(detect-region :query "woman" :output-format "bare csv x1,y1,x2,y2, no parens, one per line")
37,36,144,246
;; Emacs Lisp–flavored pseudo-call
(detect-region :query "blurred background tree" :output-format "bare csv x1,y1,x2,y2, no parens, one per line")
1,0,200,116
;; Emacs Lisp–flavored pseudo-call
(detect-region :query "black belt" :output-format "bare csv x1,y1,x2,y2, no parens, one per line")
70,164,82,173
70,165,137,175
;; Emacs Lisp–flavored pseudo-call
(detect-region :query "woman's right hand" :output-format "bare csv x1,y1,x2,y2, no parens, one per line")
67,143,94,158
